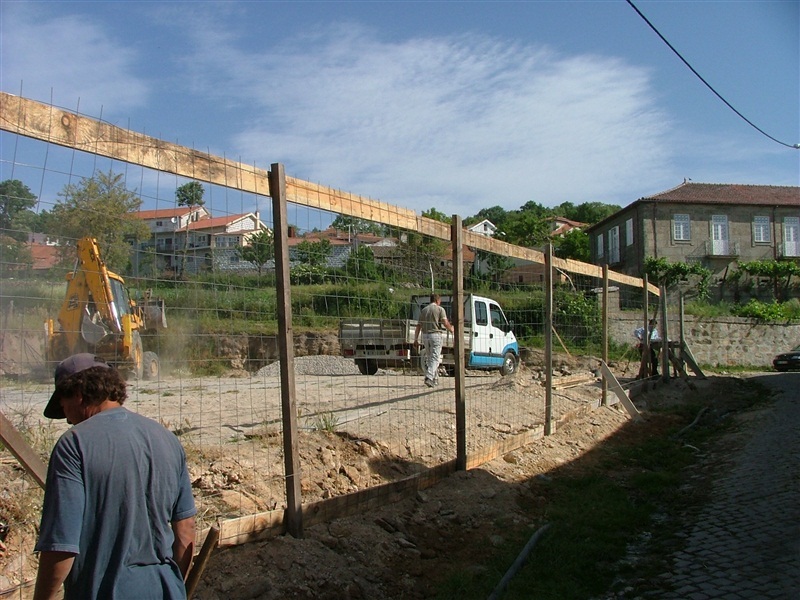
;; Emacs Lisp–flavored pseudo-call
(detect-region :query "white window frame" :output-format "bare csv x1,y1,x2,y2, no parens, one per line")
625,219,634,246
672,214,691,241
752,216,771,244
608,226,620,264
596,233,604,258
783,216,799,257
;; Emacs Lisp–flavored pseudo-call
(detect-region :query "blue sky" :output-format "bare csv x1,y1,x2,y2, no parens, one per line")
1,0,798,223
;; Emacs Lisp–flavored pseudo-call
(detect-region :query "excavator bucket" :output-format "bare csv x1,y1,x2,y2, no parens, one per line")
140,296,168,331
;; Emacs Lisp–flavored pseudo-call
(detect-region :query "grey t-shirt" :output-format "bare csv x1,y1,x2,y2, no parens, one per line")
36,407,196,599
419,302,447,334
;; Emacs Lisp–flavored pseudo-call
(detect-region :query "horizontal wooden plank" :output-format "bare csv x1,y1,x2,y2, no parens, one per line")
215,460,457,548
465,426,546,469
0,92,657,296
0,92,270,198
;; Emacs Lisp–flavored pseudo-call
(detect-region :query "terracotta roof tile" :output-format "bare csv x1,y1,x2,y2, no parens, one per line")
643,182,799,206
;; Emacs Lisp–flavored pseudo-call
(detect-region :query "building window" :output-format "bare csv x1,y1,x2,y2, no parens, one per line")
673,214,691,241
784,217,799,257
156,220,163,227
753,216,771,243
608,226,620,264
625,219,633,246
596,233,604,258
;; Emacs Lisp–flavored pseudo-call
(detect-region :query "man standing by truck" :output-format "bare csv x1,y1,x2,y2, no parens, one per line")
414,294,454,388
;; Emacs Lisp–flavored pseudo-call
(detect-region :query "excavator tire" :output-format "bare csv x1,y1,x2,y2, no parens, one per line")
130,331,144,380
142,351,160,380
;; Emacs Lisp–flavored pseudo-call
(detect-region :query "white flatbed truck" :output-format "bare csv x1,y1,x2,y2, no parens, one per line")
338,294,519,376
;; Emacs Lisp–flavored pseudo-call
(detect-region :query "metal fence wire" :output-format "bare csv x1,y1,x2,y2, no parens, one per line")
0,92,658,595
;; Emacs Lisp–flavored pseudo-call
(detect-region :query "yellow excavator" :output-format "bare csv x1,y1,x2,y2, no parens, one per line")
45,236,167,379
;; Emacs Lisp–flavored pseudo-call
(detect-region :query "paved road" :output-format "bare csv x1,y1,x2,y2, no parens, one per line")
659,372,800,600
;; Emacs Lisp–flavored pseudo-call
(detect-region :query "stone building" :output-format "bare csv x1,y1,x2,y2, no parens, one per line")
585,182,799,289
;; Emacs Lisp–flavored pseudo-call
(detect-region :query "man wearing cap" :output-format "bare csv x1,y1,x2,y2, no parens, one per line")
33,354,196,600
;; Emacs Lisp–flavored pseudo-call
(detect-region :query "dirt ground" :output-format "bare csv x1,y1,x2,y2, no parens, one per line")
192,373,712,600
0,344,711,600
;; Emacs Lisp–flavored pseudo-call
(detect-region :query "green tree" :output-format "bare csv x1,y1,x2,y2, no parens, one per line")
644,257,711,299
554,201,621,225
237,228,275,276
331,215,384,237
346,244,380,281
176,181,205,207
553,229,590,262
422,207,449,223
0,233,33,275
295,238,332,267
484,251,514,286
465,206,509,230
501,210,550,248
48,171,150,272
735,260,800,302
0,179,38,241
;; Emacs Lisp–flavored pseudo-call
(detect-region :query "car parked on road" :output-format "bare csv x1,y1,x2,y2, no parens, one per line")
773,344,800,372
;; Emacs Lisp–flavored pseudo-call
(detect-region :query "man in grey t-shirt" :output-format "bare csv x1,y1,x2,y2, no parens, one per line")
414,294,454,387
34,354,196,600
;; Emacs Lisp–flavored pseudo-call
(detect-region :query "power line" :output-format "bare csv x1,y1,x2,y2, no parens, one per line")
627,0,800,150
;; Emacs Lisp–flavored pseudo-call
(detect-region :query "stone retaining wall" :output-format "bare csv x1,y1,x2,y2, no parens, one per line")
608,314,799,368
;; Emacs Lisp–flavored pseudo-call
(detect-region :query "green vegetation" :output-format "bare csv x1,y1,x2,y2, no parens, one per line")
731,260,800,303
644,256,712,299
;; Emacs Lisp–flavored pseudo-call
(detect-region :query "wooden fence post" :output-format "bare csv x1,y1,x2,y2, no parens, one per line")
602,264,609,406
451,216,466,470
270,163,303,538
544,244,554,435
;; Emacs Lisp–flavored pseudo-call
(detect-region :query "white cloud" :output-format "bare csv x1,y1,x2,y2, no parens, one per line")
182,23,674,214
0,4,149,114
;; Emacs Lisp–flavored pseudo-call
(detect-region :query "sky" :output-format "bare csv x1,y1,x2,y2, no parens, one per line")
1,0,798,224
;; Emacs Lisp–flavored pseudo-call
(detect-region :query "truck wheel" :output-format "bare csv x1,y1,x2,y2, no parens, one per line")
142,351,160,380
356,359,379,375
500,351,518,376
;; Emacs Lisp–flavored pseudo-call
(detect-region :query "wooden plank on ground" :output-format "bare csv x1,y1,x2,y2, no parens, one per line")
466,426,546,469
216,460,457,547
551,373,597,389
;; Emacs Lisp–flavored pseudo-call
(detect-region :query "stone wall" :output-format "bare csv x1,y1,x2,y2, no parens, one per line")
608,313,799,368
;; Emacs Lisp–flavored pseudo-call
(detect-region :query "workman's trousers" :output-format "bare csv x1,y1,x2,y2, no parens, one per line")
423,332,443,383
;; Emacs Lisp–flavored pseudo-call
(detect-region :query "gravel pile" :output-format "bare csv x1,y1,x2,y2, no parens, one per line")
255,355,363,377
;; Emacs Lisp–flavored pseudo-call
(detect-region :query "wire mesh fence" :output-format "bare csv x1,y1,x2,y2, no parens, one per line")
0,92,658,594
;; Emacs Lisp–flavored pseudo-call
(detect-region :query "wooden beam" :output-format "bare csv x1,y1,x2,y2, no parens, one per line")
0,91,658,295
271,164,303,538
184,525,219,598
216,461,457,547
451,216,467,471
545,244,554,435
0,92,270,197
599,361,642,420
0,410,47,489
